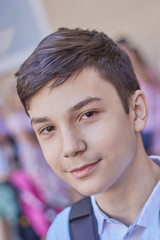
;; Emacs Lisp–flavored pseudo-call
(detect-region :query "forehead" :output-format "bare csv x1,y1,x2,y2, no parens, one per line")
28,68,120,117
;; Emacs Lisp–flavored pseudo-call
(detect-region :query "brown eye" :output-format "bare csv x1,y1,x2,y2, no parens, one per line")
46,126,55,132
40,126,55,134
81,111,97,120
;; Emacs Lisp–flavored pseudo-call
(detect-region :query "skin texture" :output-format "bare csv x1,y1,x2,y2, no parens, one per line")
28,68,160,225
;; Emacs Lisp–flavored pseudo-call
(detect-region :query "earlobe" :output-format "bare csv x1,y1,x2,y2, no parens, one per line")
130,90,148,132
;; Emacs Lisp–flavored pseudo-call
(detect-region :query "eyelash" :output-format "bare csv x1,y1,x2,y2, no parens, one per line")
80,110,98,120
38,111,98,135
39,126,55,135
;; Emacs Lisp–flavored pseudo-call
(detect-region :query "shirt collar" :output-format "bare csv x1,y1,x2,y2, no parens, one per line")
136,155,160,228
91,155,160,235
135,178,160,228
91,195,106,235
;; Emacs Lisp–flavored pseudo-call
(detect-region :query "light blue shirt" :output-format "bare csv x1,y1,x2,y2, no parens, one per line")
47,156,160,240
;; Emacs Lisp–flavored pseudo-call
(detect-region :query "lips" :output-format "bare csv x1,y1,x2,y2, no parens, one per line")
69,159,101,178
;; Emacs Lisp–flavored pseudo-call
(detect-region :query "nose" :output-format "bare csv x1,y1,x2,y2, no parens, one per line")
61,128,87,158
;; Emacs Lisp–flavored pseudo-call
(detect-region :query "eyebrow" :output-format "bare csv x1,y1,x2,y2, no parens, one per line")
31,117,49,126
69,97,101,112
31,97,101,125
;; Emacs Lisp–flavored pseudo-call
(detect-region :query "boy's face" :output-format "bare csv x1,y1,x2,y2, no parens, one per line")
29,68,138,196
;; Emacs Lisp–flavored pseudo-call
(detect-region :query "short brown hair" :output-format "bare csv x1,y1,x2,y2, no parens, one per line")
16,27,140,114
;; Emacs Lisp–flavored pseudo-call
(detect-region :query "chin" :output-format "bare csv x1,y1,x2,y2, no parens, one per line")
76,185,104,197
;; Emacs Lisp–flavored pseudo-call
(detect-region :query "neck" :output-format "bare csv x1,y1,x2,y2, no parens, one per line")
95,140,160,226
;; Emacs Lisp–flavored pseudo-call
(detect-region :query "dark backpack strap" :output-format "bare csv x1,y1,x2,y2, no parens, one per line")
69,197,100,240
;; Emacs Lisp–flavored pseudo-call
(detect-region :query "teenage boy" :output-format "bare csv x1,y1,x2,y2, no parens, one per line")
16,28,160,239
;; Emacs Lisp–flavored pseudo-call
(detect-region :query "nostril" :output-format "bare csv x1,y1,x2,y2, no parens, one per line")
63,140,87,158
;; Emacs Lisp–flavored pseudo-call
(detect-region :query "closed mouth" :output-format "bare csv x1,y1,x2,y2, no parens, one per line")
69,159,101,178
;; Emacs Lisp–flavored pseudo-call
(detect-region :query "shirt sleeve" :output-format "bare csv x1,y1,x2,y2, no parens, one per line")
46,206,71,240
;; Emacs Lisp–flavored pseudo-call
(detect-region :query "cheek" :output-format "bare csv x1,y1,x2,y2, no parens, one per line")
89,117,135,157
85,120,120,148
39,140,61,172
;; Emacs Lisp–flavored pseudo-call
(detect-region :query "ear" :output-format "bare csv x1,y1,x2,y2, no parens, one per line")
130,90,148,132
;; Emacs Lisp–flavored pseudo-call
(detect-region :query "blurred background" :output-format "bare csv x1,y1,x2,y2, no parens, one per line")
0,0,160,239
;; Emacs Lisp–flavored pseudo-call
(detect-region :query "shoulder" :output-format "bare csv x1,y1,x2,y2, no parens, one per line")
46,206,71,240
